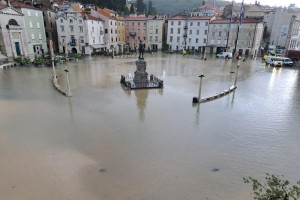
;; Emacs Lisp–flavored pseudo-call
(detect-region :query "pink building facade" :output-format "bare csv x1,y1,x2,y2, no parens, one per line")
124,16,147,51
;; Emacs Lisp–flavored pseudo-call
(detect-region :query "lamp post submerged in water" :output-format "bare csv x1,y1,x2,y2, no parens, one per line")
193,74,205,103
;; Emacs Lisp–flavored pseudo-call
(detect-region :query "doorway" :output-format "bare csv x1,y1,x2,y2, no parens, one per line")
15,42,21,56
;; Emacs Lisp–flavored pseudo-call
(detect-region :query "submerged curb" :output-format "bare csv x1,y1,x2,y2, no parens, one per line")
200,85,237,103
52,76,72,97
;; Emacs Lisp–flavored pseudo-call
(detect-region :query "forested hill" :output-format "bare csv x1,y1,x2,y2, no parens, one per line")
80,0,128,14
144,0,234,15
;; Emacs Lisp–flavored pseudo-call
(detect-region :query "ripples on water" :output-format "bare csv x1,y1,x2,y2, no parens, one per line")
0,54,299,200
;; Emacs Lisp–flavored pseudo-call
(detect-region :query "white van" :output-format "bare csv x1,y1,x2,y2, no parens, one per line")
216,52,232,59
265,56,283,67
279,57,294,66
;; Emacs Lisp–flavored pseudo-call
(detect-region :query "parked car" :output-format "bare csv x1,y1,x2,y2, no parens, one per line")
265,56,283,67
279,57,294,66
216,52,232,59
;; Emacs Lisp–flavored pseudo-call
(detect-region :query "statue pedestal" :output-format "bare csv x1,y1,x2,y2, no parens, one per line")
134,59,148,83
120,58,163,89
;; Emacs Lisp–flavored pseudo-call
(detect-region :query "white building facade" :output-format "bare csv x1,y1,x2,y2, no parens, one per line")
92,7,118,52
146,16,166,51
56,9,104,55
207,18,264,57
167,15,213,52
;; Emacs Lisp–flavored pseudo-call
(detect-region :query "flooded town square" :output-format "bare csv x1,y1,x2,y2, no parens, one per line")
0,53,300,200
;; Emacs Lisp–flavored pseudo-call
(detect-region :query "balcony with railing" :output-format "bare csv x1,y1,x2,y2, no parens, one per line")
69,41,77,46
129,31,136,37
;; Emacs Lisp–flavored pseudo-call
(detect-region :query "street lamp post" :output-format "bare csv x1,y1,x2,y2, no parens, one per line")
49,39,57,81
64,67,72,97
198,74,205,102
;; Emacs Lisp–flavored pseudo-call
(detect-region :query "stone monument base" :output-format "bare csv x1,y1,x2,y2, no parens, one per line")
120,59,163,90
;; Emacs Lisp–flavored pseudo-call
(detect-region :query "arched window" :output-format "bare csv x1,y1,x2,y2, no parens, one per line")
8,19,19,26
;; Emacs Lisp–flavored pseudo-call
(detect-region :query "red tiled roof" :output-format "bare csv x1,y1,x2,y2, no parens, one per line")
124,16,146,21
169,15,213,20
95,8,116,20
197,3,221,15
211,18,259,24
11,1,41,10
80,13,103,21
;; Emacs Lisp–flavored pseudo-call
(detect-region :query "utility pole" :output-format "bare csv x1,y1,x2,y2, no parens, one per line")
232,0,244,61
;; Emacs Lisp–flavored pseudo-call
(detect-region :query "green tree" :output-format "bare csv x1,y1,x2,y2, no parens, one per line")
243,174,300,200
130,4,135,13
136,0,146,13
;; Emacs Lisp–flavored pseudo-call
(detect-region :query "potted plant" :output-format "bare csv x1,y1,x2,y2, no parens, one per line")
21,57,31,66
14,57,22,65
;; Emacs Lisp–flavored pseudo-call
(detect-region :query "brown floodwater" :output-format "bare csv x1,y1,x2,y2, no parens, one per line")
0,53,300,200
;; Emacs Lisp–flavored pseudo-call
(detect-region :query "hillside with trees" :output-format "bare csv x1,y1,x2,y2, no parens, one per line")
144,0,238,15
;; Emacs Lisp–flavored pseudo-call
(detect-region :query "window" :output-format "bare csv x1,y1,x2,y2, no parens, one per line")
39,33,42,40
155,36,158,42
60,25,64,32
170,28,173,34
171,21,174,26
132,22,134,25
177,28,180,34
111,29,112,34
197,30,199,35
178,21,181,25
69,19,73,23
79,19,82,23
189,38,191,42
70,26,74,32
80,37,84,43
204,39,207,43
248,32,252,36
212,32,215,36
111,21,112,25
29,21,33,28
150,36,153,41
170,36,173,42
138,22,140,25
126,22,129,26
204,30,207,35
197,22,200,26
155,29,158,34
93,37,95,43
196,38,198,43
190,22,193,26
60,18,63,23
92,27,94,32
105,29,108,34
37,22,40,28
210,39,214,44
205,22,208,26
111,37,113,42
189,30,192,34
31,33,35,40
177,36,180,42
79,26,83,32
219,31,222,36
144,22,146,26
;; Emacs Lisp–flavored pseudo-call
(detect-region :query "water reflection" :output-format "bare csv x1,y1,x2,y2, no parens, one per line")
134,90,149,121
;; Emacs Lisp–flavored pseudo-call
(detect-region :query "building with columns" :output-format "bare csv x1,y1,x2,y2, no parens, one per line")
0,2,29,60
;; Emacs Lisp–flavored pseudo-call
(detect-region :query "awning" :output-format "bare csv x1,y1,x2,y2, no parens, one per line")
0,53,7,60
90,44,105,49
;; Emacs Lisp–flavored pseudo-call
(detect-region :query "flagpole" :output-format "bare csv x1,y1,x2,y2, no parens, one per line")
225,0,234,51
232,0,244,61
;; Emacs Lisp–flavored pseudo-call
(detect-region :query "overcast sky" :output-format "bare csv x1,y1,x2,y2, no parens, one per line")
234,0,299,7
